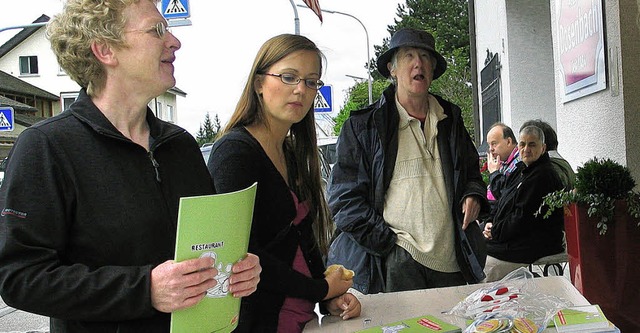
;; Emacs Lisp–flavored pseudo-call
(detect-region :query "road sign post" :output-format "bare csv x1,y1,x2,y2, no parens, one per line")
0,107,14,132
314,85,333,113
162,0,190,19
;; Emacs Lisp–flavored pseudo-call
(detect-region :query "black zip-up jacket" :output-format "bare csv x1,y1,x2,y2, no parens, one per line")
487,153,565,263
326,85,489,294
0,90,214,332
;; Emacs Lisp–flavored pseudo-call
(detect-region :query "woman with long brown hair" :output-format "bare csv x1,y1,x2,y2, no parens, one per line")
208,34,360,332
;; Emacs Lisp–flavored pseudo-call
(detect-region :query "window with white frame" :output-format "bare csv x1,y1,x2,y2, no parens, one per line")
19,56,39,75
167,105,174,122
61,92,79,112
156,101,163,119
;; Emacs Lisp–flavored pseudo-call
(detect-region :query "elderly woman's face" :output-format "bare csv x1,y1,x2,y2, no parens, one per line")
388,47,435,97
118,0,181,98
518,133,546,166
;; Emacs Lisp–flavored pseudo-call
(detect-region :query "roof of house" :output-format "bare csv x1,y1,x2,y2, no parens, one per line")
15,112,47,127
169,86,187,97
0,14,49,59
0,70,58,100
0,95,38,113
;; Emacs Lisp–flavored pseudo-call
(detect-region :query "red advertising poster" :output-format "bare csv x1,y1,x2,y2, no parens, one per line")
556,0,606,102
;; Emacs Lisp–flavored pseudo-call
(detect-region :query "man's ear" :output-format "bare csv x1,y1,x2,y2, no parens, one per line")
90,41,116,66
387,62,395,78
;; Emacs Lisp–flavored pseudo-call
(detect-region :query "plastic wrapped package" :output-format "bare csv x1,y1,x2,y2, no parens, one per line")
446,267,571,332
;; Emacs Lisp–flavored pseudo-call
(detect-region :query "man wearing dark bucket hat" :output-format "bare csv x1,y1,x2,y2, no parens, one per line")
326,28,488,293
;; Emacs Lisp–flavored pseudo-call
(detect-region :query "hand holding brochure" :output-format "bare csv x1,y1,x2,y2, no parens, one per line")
170,182,257,333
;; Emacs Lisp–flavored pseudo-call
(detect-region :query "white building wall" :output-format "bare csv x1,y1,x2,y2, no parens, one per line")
150,93,178,123
475,1,557,136
474,0,513,136
0,28,80,115
550,0,627,168
505,2,556,131
475,0,639,182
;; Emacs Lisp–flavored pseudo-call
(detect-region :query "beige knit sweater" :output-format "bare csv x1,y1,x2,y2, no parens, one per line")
383,95,459,273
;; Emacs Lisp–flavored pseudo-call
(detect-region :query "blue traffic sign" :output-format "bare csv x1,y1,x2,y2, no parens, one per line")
0,107,14,131
161,0,190,19
314,85,332,113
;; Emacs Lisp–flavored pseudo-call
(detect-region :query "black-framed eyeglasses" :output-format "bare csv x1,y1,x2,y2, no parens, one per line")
126,21,170,39
262,73,324,90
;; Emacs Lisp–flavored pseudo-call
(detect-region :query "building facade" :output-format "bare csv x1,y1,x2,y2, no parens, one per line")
472,0,640,183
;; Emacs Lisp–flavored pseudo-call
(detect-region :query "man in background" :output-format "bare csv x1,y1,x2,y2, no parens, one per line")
486,122,520,206
520,119,575,190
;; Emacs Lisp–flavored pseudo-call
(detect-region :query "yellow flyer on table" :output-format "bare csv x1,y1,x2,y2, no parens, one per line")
170,182,257,333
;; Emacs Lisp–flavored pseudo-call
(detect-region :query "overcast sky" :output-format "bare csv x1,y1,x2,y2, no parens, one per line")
1,0,406,135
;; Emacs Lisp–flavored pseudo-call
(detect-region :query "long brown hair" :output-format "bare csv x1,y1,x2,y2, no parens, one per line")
218,34,333,255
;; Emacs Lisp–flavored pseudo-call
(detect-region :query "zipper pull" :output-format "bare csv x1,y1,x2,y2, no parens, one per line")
149,151,161,182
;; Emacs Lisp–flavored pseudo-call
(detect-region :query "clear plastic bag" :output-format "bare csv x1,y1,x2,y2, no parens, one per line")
446,267,571,332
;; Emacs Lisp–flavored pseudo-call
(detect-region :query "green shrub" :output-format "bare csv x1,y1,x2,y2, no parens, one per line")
538,157,640,235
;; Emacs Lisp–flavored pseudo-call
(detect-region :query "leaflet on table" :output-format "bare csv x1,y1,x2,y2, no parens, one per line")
170,182,257,333
553,304,611,333
357,314,461,333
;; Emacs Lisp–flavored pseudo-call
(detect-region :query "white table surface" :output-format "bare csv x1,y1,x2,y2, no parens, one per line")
304,276,588,332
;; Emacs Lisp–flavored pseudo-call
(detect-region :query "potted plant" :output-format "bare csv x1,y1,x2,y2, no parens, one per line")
540,157,640,234
538,157,640,331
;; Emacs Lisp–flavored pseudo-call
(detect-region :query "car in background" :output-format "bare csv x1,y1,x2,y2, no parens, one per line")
199,138,337,190
0,157,6,186
317,136,338,191
200,143,213,165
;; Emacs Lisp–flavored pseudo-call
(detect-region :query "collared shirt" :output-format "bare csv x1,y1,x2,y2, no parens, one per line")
487,147,520,200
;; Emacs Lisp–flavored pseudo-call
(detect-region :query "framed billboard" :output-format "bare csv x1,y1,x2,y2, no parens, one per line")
556,0,606,103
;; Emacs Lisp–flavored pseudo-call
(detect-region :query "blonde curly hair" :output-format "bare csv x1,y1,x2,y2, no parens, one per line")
46,0,157,96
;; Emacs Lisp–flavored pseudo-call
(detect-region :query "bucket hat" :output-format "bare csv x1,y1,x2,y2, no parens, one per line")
376,28,447,80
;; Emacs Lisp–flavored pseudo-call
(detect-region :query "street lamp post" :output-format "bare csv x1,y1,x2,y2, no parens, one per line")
0,22,47,34
296,4,372,104
345,74,365,81
289,0,300,35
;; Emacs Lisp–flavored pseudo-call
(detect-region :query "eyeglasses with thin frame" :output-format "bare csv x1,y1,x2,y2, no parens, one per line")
262,73,324,90
125,21,171,39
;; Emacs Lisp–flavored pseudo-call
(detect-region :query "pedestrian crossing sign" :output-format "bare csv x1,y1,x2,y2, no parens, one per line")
0,107,14,131
162,0,190,19
314,85,332,113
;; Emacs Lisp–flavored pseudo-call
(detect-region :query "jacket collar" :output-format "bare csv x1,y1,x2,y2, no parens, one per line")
521,151,551,172
68,89,183,143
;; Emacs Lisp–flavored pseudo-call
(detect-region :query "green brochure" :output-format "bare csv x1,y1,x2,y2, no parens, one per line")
553,304,610,332
357,314,461,333
170,182,257,333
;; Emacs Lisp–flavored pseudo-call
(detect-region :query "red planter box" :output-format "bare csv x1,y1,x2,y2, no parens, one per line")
564,202,640,331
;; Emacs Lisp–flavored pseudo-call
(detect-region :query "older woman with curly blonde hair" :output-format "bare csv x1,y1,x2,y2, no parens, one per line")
0,1,261,332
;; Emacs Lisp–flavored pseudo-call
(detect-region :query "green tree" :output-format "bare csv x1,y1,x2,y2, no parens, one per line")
333,79,387,134
336,0,475,139
195,112,221,146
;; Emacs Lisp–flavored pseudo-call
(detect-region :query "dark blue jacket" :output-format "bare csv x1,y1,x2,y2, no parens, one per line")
326,85,488,294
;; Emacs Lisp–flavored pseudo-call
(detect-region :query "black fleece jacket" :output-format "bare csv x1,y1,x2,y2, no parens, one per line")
0,90,213,332
487,153,565,264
